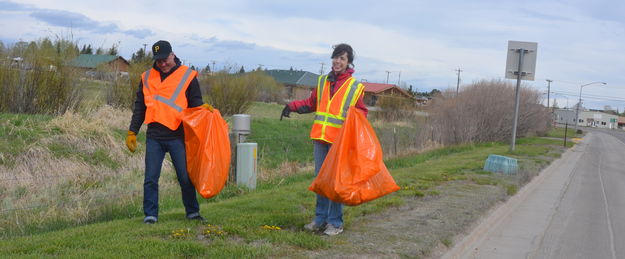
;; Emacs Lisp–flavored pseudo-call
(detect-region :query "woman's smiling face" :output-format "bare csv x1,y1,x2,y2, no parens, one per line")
332,52,349,74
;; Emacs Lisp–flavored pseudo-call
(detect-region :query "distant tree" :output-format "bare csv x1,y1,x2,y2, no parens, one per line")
95,47,105,55
107,44,118,56
130,48,147,63
81,44,93,54
430,89,441,97
190,65,197,71
239,65,245,74
289,66,293,71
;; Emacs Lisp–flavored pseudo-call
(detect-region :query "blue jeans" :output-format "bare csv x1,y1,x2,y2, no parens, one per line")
144,137,199,218
313,141,343,228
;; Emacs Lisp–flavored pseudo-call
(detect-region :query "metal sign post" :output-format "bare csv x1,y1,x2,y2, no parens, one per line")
505,41,537,151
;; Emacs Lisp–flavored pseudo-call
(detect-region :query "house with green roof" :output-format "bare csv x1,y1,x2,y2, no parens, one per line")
264,69,320,100
70,54,129,78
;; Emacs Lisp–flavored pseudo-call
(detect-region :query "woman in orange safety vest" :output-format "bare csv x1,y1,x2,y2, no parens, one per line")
280,43,368,236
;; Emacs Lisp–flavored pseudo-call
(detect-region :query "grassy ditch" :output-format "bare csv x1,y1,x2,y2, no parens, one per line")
0,129,570,257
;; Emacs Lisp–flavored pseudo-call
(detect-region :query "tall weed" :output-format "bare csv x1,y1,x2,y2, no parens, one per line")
106,59,151,109
200,71,284,116
425,79,549,146
0,37,84,115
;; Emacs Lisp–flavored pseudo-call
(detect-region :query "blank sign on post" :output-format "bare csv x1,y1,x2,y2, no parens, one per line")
505,41,538,81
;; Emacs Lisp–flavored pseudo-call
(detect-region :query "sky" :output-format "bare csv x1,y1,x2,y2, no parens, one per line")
1,0,624,110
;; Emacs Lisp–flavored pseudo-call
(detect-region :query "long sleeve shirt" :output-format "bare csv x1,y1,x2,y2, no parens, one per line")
128,57,204,140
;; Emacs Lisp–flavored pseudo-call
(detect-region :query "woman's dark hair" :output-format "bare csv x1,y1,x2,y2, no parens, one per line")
331,43,355,65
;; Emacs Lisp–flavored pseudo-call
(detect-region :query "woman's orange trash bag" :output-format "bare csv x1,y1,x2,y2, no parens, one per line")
182,107,231,199
308,107,400,206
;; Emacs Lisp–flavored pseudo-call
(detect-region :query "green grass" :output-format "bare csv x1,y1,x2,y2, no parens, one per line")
244,101,313,121
546,126,580,139
80,80,109,110
248,118,313,169
0,103,570,257
0,133,565,257
0,113,54,166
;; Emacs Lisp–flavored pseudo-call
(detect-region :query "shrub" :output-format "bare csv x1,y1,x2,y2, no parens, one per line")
374,94,415,121
106,59,151,109
425,79,549,146
247,71,284,103
200,71,284,116
0,38,84,115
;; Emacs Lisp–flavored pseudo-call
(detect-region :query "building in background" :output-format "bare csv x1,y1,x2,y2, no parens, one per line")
264,69,422,108
361,82,417,107
263,69,319,100
70,54,129,79
553,109,577,126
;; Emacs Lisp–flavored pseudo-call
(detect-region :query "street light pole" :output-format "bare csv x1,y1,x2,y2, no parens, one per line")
574,81,606,131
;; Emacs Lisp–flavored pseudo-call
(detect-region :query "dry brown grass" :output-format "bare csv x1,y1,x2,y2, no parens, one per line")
425,79,549,146
0,105,184,236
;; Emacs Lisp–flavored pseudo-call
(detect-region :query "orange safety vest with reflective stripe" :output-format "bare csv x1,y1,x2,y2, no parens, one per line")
310,75,365,144
142,65,197,130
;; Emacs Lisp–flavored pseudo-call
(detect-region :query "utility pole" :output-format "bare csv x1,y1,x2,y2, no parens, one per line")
397,71,401,85
455,68,463,95
385,71,391,84
319,62,325,75
211,60,216,73
546,79,552,110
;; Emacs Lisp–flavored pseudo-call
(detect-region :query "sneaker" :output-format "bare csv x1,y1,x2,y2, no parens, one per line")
323,225,343,236
186,213,205,222
144,216,157,224
304,221,326,232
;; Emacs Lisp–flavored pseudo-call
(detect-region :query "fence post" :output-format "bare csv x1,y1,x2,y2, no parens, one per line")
563,122,568,147
393,127,398,155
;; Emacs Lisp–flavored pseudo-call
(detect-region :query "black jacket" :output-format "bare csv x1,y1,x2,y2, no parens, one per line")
128,57,204,140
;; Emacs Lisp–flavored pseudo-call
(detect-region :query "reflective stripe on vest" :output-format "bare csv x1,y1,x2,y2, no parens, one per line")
142,66,196,130
146,68,193,112
310,75,364,143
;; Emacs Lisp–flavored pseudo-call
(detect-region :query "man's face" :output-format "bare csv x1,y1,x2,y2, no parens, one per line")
155,52,175,73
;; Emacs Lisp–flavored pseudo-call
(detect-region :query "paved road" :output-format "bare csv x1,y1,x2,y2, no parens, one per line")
443,129,625,259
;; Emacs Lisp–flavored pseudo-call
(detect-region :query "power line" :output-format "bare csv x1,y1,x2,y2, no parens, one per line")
551,90,625,101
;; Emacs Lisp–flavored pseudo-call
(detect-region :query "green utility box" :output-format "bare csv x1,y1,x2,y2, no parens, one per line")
483,154,518,174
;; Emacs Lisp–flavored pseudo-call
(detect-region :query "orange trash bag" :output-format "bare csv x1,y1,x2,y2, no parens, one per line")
308,107,400,206
182,107,231,199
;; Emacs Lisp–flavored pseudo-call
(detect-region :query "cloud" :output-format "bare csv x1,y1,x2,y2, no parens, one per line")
13,3,153,39
123,28,153,39
0,0,33,11
31,9,108,30
213,40,255,50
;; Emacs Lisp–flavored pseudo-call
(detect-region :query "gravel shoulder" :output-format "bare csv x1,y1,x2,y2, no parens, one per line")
302,181,507,258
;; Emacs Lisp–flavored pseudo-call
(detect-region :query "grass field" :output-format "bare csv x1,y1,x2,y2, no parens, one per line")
0,128,568,257
0,100,572,257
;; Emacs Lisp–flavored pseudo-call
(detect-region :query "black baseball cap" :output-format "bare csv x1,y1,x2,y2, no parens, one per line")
152,40,172,60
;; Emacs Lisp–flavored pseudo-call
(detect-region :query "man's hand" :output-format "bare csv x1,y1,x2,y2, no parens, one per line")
280,105,291,121
202,103,214,112
126,131,137,153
